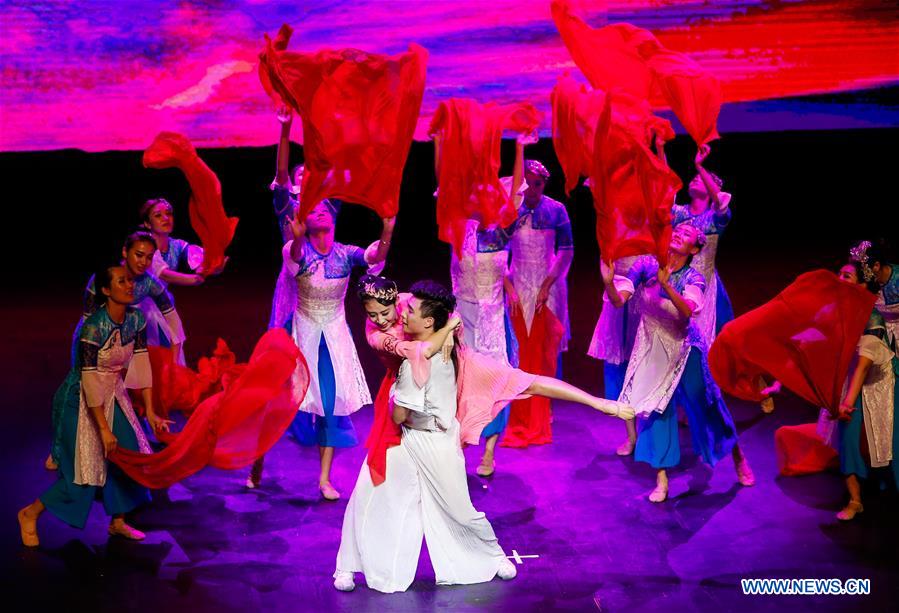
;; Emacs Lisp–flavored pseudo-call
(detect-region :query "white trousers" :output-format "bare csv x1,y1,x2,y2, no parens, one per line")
335,421,507,592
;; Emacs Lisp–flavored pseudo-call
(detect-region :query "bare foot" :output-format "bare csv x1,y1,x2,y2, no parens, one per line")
760,397,775,414
44,454,58,471
320,482,340,501
108,519,146,540
836,500,863,521
648,482,668,503
616,438,636,456
735,455,755,486
18,508,39,547
476,455,495,477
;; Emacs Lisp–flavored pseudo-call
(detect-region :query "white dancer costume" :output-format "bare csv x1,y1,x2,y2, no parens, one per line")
335,350,509,592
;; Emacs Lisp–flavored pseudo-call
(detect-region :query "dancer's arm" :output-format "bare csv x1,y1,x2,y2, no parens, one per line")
657,263,699,318
600,260,632,307
695,144,727,213
274,106,292,187
80,337,117,456
838,356,873,420
287,216,307,262
421,316,462,359
367,217,396,265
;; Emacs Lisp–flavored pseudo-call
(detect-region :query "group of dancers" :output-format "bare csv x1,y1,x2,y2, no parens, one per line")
15,102,897,595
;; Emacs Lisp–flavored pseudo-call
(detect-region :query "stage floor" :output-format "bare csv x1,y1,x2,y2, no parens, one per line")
3,280,897,612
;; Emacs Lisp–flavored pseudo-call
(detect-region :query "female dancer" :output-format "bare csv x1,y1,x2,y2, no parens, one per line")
139,198,222,363
247,201,395,500
21,264,171,546
449,133,534,476
835,244,898,520
602,224,754,502
355,273,633,486
47,231,184,471
335,281,517,592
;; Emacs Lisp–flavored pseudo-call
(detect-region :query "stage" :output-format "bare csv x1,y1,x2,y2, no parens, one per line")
3,276,897,612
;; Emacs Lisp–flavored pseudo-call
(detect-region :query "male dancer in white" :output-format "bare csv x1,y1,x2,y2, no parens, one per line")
334,281,517,592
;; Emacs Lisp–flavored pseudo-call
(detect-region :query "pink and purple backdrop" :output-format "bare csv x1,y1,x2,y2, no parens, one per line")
1,0,897,152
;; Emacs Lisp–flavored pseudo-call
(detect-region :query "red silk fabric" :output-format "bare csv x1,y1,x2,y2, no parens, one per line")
708,270,877,416
142,132,238,275
501,307,565,448
144,339,238,418
259,24,427,219
774,423,839,477
365,369,401,487
430,98,541,256
551,0,721,145
111,329,309,489
590,92,680,265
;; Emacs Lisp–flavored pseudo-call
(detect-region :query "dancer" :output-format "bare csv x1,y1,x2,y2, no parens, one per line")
864,241,897,353
47,231,184,471
20,264,171,547
602,224,754,502
140,197,223,364
335,281,522,593
450,133,533,476
246,201,395,499
506,159,573,355
356,274,633,485
836,245,898,520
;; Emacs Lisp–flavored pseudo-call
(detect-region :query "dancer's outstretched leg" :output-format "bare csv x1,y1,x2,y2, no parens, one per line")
525,376,635,419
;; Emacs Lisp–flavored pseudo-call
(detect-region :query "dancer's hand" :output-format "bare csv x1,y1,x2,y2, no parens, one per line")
536,279,552,312
517,131,539,146
760,380,782,397
656,261,674,286
441,333,454,363
288,214,306,240
277,105,292,125
507,288,522,319
694,144,711,167
600,259,614,285
100,428,118,458
448,315,462,330
837,402,856,422
183,273,205,286
147,411,174,434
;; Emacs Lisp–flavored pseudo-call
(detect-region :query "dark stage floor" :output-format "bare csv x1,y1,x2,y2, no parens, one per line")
3,276,898,613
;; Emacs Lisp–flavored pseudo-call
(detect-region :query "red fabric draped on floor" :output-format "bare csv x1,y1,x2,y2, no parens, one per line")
589,92,680,266
258,24,427,220
111,329,309,489
551,0,721,145
501,308,565,448
429,98,541,256
142,132,238,274
708,270,877,415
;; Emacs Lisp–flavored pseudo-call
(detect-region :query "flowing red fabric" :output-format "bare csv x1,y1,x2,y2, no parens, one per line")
258,24,427,219
552,74,674,190
364,369,402,487
429,98,541,256
551,0,721,145
111,329,309,489
142,132,238,274
708,270,877,416
590,93,680,265
501,308,565,448
143,340,238,418
774,423,839,477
